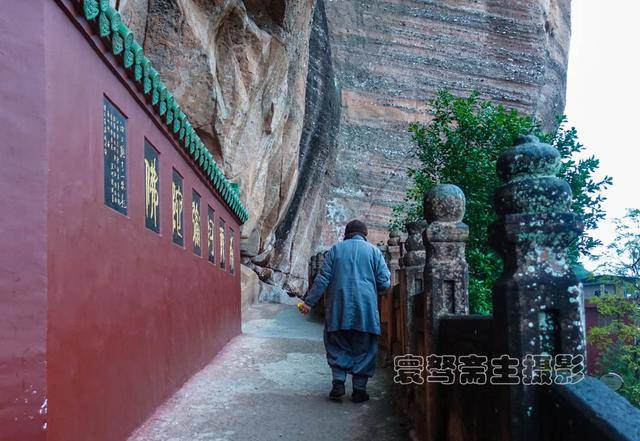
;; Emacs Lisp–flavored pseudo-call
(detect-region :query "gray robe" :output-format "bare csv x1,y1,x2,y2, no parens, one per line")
304,235,391,335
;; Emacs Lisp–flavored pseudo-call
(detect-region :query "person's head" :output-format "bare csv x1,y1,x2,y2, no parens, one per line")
344,219,368,240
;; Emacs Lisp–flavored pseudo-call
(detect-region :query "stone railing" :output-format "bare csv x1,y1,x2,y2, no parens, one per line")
377,233,405,364
389,135,640,441
399,220,427,357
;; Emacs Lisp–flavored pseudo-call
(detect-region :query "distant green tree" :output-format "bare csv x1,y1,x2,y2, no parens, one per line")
598,209,640,294
588,209,640,408
391,91,611,314
588,294,640,408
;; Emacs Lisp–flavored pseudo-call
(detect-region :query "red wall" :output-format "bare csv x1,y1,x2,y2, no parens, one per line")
3,3,240,440
0,2,48,440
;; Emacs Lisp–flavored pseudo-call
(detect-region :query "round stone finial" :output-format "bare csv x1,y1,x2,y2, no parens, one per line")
494,135,572,215
497,135,561,182
424,184,466,223
388,230,401,246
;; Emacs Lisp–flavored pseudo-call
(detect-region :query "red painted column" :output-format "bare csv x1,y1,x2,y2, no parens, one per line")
0,1,49,440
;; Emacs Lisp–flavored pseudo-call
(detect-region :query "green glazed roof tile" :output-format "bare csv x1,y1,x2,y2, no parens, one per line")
118,22,133,48
132,42,143,64
158,96,167,116
173,116,180,134
142,57,151,76
134,63,143,82
79,1,248,223
111,32,124,55
123,49,134,69
84,0,99,20
106,6,119,32
98,12,110,37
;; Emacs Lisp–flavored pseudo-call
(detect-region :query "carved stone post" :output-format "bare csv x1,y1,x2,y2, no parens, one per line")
379,232,404,362
422,184,469,441
399,220,427,355
490,135,586,441
423,184,470,349
386,231,404,286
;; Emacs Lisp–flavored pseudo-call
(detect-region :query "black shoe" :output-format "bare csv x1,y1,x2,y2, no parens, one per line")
351,388,369,403
329,380,345,399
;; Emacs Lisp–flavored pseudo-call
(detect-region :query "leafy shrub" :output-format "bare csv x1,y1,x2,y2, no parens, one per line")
391,90,611,314
588,294,640,408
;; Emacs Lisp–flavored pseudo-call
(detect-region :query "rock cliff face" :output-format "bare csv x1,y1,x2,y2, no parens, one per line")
321,0,571,247
121,0,316,264
118,0,570,296
259,0,341,293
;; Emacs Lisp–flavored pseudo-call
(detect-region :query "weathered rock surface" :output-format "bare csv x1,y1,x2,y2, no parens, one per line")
121,0,316,262
321,0,571,247
256,281,300,305
118,0,571,299
264,0,341,294
240,264,260,311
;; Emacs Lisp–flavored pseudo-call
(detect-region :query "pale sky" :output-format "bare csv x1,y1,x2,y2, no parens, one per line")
565,1,640,271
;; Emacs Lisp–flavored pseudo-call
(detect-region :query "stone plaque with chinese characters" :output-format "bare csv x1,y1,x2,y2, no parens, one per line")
229,228,235,274
192,190,201,256
219,218,226,269
172,169,184,246
103,98,127,214
207,206,215,264
144,141,160,233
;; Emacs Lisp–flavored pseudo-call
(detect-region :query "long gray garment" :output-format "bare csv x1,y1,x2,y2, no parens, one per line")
324,328,378,388
304,235,391,335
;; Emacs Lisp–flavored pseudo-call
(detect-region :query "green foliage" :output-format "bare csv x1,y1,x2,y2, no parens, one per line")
588,294,640,408
391,90,611,314
588,209,640,408
598,209,640,291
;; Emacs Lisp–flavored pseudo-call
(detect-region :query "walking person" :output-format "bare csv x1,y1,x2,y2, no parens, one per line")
299,220,391,402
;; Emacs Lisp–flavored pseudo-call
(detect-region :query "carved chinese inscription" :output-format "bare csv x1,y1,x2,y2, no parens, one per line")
192,190,201,256
219,218,226,269
172,169,184,246
207,206,215,264
229,228,235,274
144,141,160,233
103,98,127,214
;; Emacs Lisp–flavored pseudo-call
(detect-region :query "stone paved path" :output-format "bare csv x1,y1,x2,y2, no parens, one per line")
128,303,409,441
